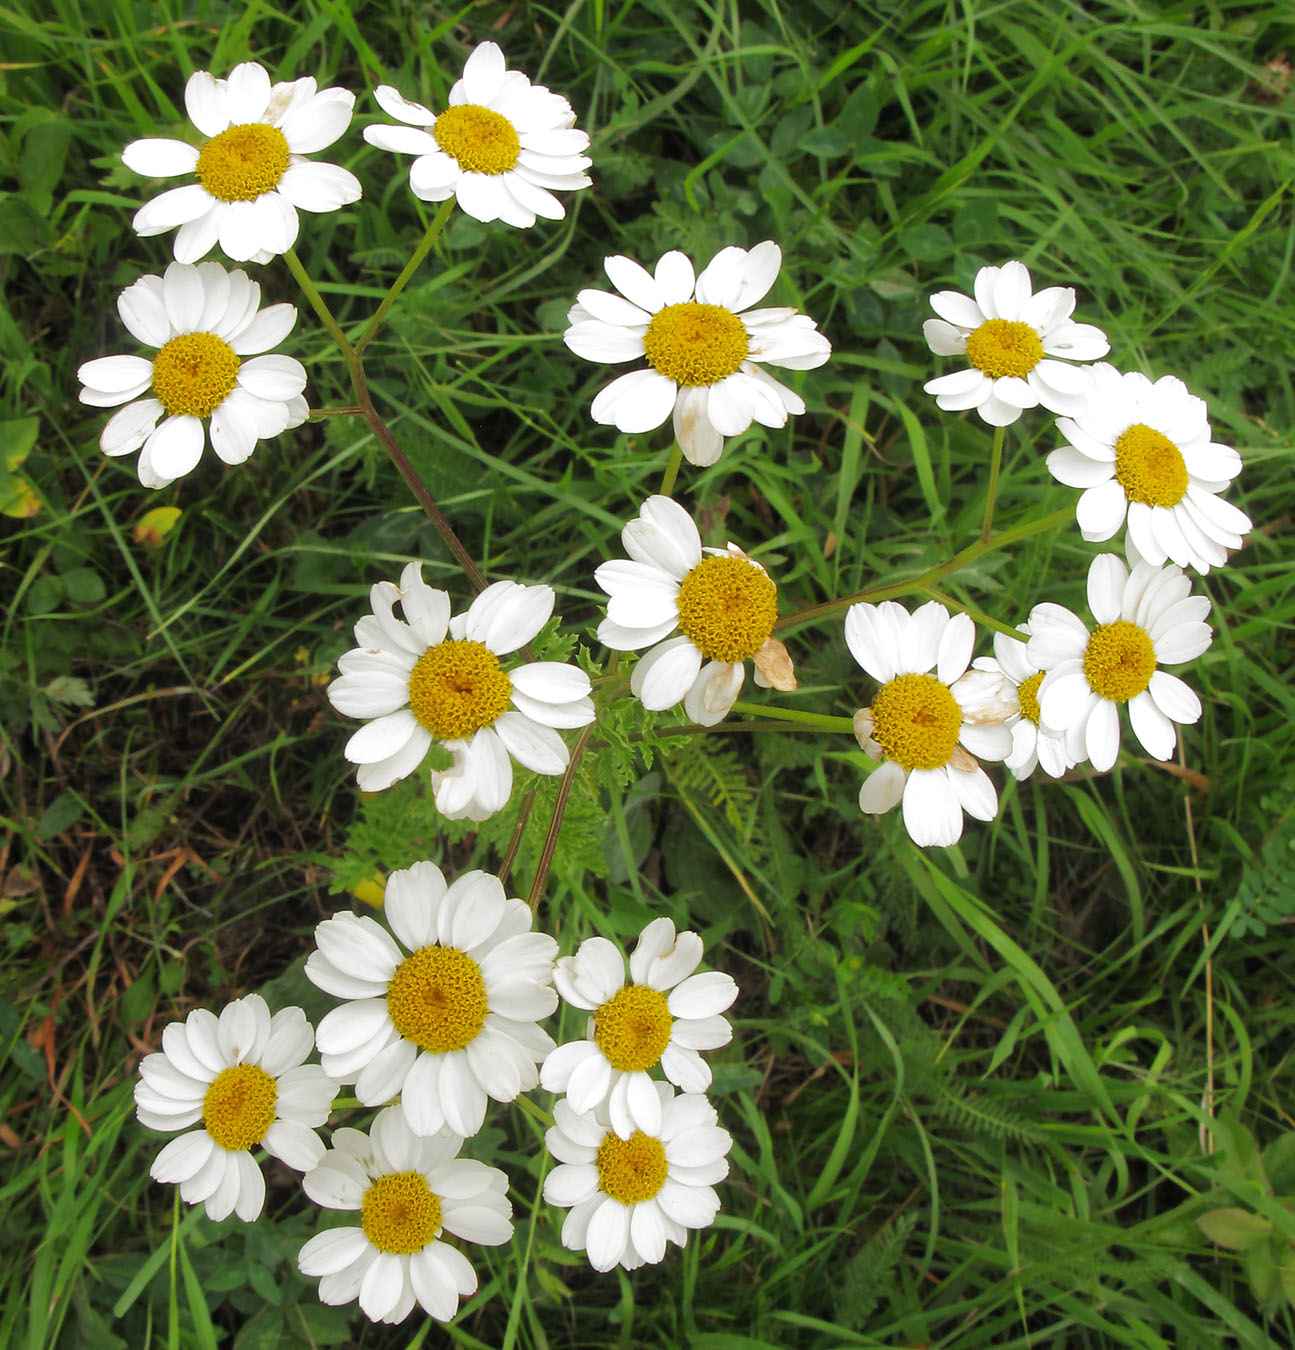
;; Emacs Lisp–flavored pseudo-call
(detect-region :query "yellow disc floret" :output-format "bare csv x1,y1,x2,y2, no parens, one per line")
675,555,777,664
596,1130,668,1205
407,639,512,740
151,332,241,418
386,945,489,1053
594,984,673,1073
1113,422,1189,508
361,1172,442,1254
196,123,291,202
964,318,1044,379
643,303,750,386
433,104,521,174
202,1064,277,1151
1017,670,1044,725
1083,620,1156,703
869,672,963,771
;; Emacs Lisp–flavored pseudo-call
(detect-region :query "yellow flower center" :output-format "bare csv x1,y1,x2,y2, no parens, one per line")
433,104,520,174
869,672,963,771
1113,422,1189,508
1017,670,1044,726
361,1172,442,1254
1083,620,1156,703
202,1064,277,1152
964,318,1043,379
595,1130,668,1205
407,639,512,741
151,332,241,418
196,123,291,202
642,302,750,386
386,945,489,1053
594,984,673,1073
675,555,777,664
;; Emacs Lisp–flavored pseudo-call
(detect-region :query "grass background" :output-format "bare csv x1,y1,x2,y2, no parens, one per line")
2,0,1295,1345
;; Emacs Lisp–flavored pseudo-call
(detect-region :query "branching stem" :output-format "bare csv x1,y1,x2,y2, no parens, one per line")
527,724,594,911
775,507,1071,632
283,247,486,591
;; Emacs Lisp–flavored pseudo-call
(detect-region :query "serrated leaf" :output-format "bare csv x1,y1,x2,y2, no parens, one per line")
35,790,83,841
43,675,94,708
1196,1206,1273,1251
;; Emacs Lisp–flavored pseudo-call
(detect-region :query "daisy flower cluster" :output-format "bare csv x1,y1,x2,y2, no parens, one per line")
922,258,1251,575
885,254,1249,847
133,862,556,1325
108,19,1261,1343
82,43,593,490
134,871,742,1318
539,918,737,1271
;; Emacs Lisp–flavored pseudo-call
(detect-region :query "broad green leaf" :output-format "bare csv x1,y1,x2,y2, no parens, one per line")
1196,1206,1274,1252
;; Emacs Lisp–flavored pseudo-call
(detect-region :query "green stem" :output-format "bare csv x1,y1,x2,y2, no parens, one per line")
658,442,684,496
981,424,1007,541
354,198,456,359
774,506,1072,633
284,247,487,592
730,700,856,733
920,585,1023,640
496,789,535,888
527,723,594,910
283,248,353,357
307,405,363,419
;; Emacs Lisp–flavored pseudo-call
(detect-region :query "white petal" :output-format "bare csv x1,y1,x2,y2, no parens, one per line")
1128,690,1175,760
123,137,200,178
901,768,963,847
858,759,906,815
590,367,677,434
139,416,205,488
936,611,974,684
1085,697,1122,772
492,710,568,775
1147,670,1201,725
277,160,362,212
604,255,666,311
629,636,702,711
1087,553,1127,625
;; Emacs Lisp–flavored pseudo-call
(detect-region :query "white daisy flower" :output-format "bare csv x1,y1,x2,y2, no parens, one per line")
846,600,1016,848
327,564,594,820
122,61,361,263
543,1083,731,1272
363,42,591,228
306,862,557,1138
972,627,1079,781
540,917,738,1139
77,261,308,489
134,994,337,1223
1045,363,1251,574
299,1105,511,1325
1026,553,1212,773
564,241,831,466
922,260,1110,427
595,495,796,727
